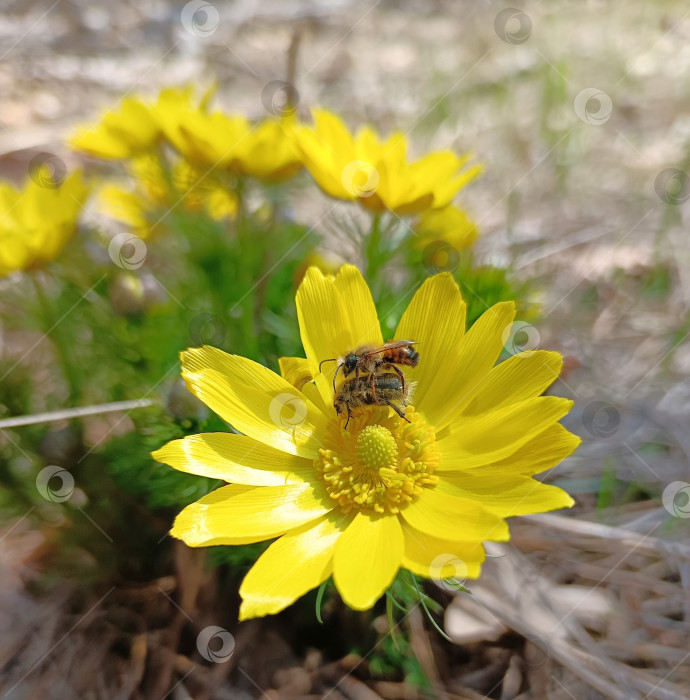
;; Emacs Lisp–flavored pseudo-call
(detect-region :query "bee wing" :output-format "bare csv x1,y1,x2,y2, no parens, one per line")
364,340,417,356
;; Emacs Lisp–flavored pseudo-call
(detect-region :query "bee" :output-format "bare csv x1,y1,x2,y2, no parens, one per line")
319,340,419,396
334,372,414,428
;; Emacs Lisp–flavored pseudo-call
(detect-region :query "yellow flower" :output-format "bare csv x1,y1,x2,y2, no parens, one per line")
70,88,199,160
414,205,478,252
100,156,237,237
294,109,481,215
161,109,302,182
153,266,579,619
0,170,89,276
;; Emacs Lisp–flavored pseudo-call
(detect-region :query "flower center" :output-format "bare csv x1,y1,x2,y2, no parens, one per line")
315,406,440,515
356,425,398,471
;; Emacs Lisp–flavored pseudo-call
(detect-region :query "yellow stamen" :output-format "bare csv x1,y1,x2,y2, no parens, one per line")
314,406,440,515
356,425,398,471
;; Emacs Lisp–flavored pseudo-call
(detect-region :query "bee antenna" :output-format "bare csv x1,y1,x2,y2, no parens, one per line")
332,362,343,394
318,357,337,373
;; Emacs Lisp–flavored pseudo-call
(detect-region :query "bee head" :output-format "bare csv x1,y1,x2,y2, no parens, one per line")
342,354,358,376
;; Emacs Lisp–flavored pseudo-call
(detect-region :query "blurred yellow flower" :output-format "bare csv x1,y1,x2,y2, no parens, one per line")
70,88,200,160
162,110,302,182
0,170,89,277
153,265,579,619
414,205,478,252
295,109,481,215
100,156,237,237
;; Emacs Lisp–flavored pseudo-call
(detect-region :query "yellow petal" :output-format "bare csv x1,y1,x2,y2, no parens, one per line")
433,164,483,208
181,346,327,459
427,301,517,429
333,265,384,348
401,522,485,580
394,273,466,412
239,512,351,620
152,433,314,485
278,356,313,390
333,512,403,610
437,396,574,471
401,489,509,543
436,475,574,517
300,380,332,417
294,110,355,200
296,265,382,407
414,205,478,252
478,423,581,477
170,483,331,546
463,351,563,415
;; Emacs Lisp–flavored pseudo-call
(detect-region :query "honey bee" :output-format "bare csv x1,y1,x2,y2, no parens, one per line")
319,340,419,395
334,372,415,428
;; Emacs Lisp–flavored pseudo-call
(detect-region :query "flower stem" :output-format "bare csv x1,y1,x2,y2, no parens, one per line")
32,274,81,402
234,184,260,359
366,212,384,300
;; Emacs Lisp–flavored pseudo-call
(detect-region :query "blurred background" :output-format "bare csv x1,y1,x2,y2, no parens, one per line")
1,1,690,698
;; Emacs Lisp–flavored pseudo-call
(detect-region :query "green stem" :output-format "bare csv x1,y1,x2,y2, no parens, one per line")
408,572,452,642
32,274,81,403
234,183,260,359
365,212,384,301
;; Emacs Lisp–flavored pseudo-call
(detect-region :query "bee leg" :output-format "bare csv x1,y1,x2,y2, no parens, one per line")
370,371,380,404
391,365,406,397
386,400,411,423
345,407,353,430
